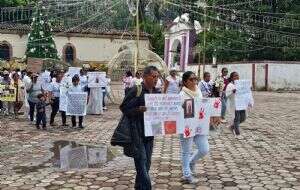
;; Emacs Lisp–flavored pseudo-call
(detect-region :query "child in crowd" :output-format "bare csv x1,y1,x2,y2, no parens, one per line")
36,93,51,130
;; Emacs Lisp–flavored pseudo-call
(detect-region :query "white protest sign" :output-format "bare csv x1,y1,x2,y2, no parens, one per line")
144,94,182,137
87,72,107,88
68,67,81,78
210,98,222,117
66,92,88,116
180,98,211,138
235,80,254,110
38,71,51,91
59,86,68,111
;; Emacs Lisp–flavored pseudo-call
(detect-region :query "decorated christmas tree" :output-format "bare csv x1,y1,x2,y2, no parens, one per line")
25,3,58,59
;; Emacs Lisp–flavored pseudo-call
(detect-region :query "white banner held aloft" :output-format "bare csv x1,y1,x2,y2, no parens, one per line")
59,86,68,112
66,92,88,116
210,98,222,117
235,80,254,110
180,98,211,138
68,67,81,78
87,72,107,88
144,94,182,137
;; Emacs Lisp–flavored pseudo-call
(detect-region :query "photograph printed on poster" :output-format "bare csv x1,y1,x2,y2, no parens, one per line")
164,121,177,135
183,99,195,118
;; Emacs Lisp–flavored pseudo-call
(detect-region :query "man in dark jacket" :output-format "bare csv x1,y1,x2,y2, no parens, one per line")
119,66,160,190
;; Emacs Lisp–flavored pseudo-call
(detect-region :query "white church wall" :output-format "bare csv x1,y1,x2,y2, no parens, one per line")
0,33,149,62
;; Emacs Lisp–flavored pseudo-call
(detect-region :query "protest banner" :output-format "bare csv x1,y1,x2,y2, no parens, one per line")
87,72,106,88
68,67,81,78
38,71,51,91
181,98,211,138
66,92,87,116
59,87,68,112
235,80,254,110
210,98,222,117
144,94,182,137
0,85,16,102
27,58,43,73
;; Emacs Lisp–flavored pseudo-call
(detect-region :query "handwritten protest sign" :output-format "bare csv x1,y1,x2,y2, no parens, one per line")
87,72,106,88
235,80,254,110
66,92,87,116
210,98,222,117
59,87,68,112
144,94,182,137
0,85,16,102
38,71,51,91
68,67,81,78
181,98,211,138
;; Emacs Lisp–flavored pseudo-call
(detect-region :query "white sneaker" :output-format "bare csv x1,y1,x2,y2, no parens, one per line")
221,119,227,123
103,107,107,110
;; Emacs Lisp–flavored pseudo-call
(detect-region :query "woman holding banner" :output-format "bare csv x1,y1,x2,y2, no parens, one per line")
179,71,209,184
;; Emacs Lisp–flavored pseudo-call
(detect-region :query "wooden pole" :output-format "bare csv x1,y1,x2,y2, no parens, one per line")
134,0,140,73
203,2,207,73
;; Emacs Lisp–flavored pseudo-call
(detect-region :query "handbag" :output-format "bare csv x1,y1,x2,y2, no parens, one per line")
110,115,132,146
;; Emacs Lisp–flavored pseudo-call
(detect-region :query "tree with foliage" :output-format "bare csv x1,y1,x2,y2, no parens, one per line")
0,0,37,7
25,3,58,59
194,0,300,62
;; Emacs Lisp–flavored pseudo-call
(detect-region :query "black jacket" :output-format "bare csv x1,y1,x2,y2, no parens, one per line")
112,84,159,158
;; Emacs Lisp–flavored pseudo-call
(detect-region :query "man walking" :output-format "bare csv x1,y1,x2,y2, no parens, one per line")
119,66,160,190
215,67,229,123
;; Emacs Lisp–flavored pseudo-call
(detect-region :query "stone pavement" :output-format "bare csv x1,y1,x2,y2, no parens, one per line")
0,92,299,190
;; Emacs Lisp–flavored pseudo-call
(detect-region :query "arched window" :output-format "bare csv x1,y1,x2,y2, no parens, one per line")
63,43,76,64
170,39,181,68
0,42,11,61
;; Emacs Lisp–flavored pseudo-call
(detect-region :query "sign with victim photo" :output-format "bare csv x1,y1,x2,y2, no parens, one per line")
144,94,182,137
87,72,106,88
181,98,211,138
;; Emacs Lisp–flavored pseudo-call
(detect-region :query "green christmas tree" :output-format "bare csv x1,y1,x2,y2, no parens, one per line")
25,3,58,59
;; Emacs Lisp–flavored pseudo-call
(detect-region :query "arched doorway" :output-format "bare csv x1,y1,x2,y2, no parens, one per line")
0,42,12,61
170,39,181,69
63,43,76,64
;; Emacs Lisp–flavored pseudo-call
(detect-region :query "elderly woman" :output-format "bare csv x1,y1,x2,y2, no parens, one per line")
11,72,25,118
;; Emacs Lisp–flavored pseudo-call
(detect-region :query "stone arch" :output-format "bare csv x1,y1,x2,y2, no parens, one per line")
0,41,12,61
170,39,182,69
62,43,76,64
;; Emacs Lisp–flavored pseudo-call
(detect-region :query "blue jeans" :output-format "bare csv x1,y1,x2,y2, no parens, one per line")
36,112,46,128
28,100,36,121
221,93,227,119
133,140,153,190
179,135,209,177
102,90,106,107
233,110,246,135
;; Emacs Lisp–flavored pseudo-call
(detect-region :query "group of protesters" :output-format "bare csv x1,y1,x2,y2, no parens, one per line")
114,66,251,189
0,68,111,130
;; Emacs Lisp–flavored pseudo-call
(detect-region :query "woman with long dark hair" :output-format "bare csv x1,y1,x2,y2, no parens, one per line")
179,71,209,184
225,72,247,137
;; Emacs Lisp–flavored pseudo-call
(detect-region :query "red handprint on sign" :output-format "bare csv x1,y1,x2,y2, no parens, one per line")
214,99,221,109
199,108,205,119
184,127,191,137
